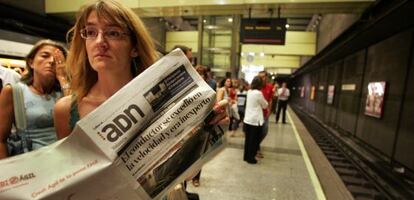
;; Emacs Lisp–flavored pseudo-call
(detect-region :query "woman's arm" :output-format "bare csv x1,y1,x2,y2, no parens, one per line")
0,86,15,159
258,92,268,109
216,87,225,102
208,99,229,125
54,96,73,139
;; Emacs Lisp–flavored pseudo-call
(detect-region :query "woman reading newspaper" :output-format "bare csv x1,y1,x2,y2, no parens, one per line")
54,0,227,199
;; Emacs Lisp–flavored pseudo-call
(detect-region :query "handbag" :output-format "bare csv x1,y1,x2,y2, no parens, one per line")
230,103,240,120
7,83,32,156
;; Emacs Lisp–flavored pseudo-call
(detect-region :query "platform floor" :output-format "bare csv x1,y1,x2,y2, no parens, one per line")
187,110,327,200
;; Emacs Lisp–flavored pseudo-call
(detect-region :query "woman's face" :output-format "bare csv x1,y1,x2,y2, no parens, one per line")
84,11,138,74
29,45,61,81
225,78,232,88
185,50,193,60
196,69,206,80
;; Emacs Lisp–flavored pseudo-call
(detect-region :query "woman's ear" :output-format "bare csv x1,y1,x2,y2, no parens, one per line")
27,60,34,69
130,47,138,57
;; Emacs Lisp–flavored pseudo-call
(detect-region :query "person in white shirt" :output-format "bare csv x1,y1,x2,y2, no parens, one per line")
0,65,21,92
275,82,290,124
243,76,268,164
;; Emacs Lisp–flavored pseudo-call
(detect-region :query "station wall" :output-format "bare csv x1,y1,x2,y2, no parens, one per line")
291,28,414,171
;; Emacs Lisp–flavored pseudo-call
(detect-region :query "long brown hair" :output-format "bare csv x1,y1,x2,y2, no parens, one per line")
66,0,157,102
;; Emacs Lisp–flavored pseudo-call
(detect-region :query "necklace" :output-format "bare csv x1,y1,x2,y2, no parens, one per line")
31,85,52,100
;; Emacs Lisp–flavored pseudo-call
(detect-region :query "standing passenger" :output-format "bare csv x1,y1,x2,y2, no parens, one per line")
54,0,158,137
206,67,217,91
173,45,193,65
271,82,279,114
0,65,21,89
217,78,237,136
275,82,290,124
236,79,248,122
0,40,68,158
191,65,212,188
243,76,268,164
257,71,273,158
53,1,227,198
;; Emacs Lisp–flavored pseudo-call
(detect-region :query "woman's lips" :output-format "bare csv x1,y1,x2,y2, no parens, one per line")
95,54,110,58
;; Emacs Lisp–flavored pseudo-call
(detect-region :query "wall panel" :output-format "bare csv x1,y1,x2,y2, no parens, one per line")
315,66,328,121
324,61,343,126
394,30,414,170
336,50,366,135
355,30,412,157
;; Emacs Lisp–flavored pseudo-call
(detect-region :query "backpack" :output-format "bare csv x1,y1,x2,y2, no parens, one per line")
7,83,32,156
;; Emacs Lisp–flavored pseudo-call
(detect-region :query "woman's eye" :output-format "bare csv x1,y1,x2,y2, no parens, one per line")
86,30,96,36
107,30,121,37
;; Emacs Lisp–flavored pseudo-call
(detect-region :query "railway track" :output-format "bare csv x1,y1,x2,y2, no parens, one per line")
292,106,414,200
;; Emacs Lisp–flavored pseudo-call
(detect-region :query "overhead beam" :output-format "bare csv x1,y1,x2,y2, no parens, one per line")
45,0,374,18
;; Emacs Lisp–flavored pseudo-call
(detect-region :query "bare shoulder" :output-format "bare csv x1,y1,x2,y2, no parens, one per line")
0,85,13,107
54,95,73,139
55,95,72,113
217,87,226,95
216,87,225,101
0,85,15,143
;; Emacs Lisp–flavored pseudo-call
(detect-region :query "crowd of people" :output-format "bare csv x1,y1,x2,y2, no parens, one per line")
0,0,291,199
204,71,290,164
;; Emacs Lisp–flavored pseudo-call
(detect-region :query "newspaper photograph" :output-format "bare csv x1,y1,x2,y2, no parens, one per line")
0,49,226,200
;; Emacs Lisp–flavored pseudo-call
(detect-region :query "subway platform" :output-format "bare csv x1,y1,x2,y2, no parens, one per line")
187,108,353,200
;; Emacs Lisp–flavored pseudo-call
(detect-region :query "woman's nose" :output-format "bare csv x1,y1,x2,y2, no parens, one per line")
49,56,56,64
96,33,108,50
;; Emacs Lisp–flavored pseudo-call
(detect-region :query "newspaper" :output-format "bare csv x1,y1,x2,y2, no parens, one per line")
0,49,226,200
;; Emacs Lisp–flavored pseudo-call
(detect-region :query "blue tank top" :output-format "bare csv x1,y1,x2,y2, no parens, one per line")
18,82,61,150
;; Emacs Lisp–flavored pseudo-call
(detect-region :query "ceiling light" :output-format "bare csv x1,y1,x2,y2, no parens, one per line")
241,52,244,56
285,24,290,29
228,18,233,22
203,19,207,23
260,52,265,57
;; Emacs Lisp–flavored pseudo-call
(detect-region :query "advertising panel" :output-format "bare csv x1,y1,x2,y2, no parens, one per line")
364,81,386,118
327,85,335,104
310,86,316,100
300,86,305,98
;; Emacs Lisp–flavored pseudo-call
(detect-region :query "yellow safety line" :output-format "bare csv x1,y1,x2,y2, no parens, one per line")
287,111,326,200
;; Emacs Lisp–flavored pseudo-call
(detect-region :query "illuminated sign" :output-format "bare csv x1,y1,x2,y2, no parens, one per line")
240,18,287,45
